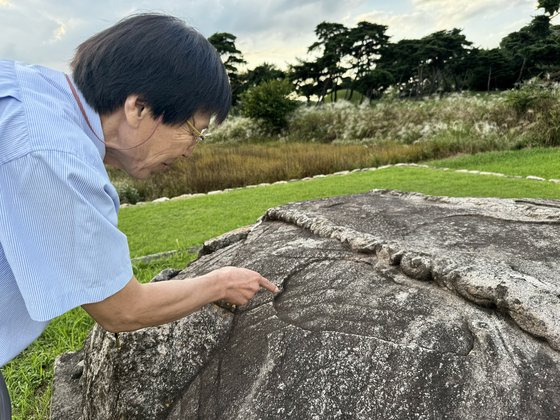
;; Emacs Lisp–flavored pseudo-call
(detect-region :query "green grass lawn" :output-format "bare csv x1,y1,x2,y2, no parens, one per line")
428,147,560,179
4,161,560,419
120,165,560,257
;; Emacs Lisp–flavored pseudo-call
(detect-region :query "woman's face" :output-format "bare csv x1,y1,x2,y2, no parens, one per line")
113,109,211,179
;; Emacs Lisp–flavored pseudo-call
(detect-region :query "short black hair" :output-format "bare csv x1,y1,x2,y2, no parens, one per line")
71,13,231,124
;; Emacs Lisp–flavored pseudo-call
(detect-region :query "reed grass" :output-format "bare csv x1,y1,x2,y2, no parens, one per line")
109,136,511,203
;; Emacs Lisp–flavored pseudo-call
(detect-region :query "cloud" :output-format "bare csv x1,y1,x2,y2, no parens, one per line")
197,0,366,40
0,2,136,69
0,0,371,70
355,10,434,41
355,0,538,48
0,0,545,71
411,0,536,26
46,22,67,44
157,0,367,68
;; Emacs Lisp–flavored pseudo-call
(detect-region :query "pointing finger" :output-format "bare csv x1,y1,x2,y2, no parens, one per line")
259,277,280,294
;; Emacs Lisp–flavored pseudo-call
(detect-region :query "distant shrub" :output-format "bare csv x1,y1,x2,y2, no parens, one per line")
287,101,354,142
240,80,299,133
525,104,560,146
206,116,266,143
506,81,557,117
287,95,504,144
113,181,140,204
210,89,560,149
502,80,560,146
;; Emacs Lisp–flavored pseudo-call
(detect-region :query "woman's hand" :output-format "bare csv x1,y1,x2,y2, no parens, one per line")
205,266,279,306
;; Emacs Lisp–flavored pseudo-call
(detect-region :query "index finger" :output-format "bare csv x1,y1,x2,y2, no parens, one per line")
259,276,280,293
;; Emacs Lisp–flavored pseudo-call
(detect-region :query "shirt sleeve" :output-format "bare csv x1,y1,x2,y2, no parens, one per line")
0,150,133,322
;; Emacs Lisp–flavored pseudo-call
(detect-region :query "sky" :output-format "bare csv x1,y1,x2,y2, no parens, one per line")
0,0,546,72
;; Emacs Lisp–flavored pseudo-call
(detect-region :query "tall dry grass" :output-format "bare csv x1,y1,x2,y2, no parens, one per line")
109,138,504,202
109,143,373,201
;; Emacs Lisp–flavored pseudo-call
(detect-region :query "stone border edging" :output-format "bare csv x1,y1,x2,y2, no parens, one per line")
131,250,180,264
120,163,560,209
130,246,202,265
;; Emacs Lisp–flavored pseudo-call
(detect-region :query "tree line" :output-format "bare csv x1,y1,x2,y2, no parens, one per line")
208,0,560,104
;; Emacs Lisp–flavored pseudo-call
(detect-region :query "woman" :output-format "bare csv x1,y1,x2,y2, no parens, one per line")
0,14,278,416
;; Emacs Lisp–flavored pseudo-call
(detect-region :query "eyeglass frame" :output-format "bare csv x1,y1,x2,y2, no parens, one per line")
183,119,209,143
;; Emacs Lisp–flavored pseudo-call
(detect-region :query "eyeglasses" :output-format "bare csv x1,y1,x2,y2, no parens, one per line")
184,120,209,143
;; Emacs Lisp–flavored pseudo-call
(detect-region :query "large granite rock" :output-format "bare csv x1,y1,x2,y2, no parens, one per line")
51,190,560,419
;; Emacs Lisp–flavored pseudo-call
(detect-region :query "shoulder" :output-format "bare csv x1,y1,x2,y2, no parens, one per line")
0,61,103,167
0,61,28,164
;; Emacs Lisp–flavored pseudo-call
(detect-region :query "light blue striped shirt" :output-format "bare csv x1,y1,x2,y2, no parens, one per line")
0,60,133,367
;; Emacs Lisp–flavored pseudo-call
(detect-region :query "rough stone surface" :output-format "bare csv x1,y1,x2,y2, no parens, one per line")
199,225,253,257
76,301,233,419
52,190,560,419
151,268,182,282
50,351,84,420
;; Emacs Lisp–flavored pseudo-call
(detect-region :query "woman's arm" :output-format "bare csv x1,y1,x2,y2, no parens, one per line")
82,266,278,333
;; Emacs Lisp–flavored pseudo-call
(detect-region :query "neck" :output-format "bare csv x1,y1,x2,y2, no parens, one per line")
100,111,128,170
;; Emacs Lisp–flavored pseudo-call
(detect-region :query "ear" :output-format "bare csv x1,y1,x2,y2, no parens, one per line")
123,95,151,128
